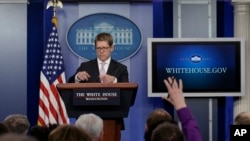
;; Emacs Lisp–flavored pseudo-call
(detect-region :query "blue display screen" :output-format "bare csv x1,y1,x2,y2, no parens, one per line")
151,41,241,93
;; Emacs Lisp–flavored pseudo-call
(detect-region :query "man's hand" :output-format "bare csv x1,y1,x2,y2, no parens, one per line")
99,74,116,83
76,71,90,81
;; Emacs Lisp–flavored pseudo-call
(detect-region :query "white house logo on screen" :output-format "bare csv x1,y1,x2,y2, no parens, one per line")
190,55,202,63
67,13,142,61
189,55,211,63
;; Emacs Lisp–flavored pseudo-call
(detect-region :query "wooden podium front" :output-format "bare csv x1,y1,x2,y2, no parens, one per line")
57,83,138,141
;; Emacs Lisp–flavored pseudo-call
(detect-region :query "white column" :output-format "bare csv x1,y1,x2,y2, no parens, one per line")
232,0,250,118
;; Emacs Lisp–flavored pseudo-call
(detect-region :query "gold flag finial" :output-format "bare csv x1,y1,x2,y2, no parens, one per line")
46,0,63,27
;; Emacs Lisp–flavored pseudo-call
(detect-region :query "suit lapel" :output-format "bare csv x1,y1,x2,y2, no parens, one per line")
107,59,116,74
90,59,100,75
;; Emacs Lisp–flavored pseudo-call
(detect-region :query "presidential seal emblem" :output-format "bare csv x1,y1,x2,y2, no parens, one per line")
67,13,142,61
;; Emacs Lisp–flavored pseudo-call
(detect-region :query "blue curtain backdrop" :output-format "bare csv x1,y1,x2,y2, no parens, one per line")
27,0,55,127
217,1,234,141
27,0,45,127
152,0,174,117
153,0,173,38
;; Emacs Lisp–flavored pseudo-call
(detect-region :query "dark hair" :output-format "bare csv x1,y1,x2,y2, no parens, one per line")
48,125,91,141
94,32,113,47
151,122,184,141
144,109,173,141
29,124,58,141
144,119,178,141
146,109,172,129
234,112,250,125
0,133,38,141
0,122,10,135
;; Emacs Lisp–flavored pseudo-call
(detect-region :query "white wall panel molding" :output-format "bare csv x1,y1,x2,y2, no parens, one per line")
0,0,28,4
232,0,250,3
175,0,213,38
178,0,209,4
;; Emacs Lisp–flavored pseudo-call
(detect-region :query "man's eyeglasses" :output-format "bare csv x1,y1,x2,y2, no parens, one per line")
95,47,110,52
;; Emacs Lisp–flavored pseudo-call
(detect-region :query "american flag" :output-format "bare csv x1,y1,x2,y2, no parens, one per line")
38,25,69,126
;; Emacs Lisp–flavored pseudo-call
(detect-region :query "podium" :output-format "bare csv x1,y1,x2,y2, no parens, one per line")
56,82,138,141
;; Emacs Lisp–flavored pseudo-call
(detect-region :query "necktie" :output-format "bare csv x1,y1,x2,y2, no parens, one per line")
100,62,106,75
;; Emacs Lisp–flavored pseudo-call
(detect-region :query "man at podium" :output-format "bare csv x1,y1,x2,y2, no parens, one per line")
68,32,129,83
66,32,130,141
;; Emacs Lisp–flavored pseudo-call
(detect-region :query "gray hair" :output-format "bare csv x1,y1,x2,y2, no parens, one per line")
75,113,103,140
3,114,30,134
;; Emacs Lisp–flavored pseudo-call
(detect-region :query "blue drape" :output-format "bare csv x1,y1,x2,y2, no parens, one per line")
27,1,45,127
153,0,173,38
217,1,234,141
152,0,174,117
27,0,54,127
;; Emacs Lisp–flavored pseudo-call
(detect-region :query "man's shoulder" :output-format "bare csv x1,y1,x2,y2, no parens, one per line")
111,59,126,67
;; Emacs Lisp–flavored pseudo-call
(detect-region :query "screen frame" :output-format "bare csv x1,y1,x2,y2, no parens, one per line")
147,37,245,97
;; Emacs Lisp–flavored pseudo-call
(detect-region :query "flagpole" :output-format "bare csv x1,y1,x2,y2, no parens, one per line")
46,0,63,27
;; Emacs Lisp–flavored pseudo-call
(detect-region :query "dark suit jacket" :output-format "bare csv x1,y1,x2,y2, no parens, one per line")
68,58,129,130
68,59,129,83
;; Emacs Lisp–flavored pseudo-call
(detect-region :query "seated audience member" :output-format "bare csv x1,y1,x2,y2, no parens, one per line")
144,108,173,141
48,124,91,141
0,133,38,141
234,111,250,125
161,77,203,141
75,113,104,141
29,124,58,141
0,123,10,135
151,121,184,141
3,114,30,134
